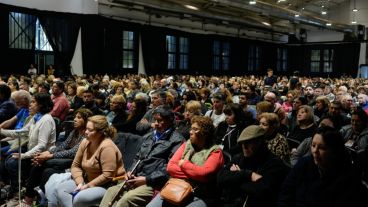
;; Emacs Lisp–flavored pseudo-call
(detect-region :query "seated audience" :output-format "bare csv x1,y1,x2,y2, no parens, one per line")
218,125,290,207
19,108,93,207
99,105,184,207
0,93,55,200
147,116,224,207
290,116,336,166
278,127,368,207
51,115,125,207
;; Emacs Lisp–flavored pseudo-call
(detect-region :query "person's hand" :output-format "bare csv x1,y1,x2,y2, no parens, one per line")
251,172,262,182
12,153,20,159
140,118,148,124
126,171,132,180
74,182,86,192
178,159,185,166
36,151,53,161
32,151,53,165
291,148,297,153
126,176,146,188
230,164,241,171
151,123,156,129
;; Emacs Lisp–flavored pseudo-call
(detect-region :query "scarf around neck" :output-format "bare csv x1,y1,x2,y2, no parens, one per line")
181,140,220,166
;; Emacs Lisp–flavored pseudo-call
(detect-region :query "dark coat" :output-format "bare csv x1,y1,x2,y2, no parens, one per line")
218,145,290,207
0,99,17,124
115,113,145,134
215,121,244,162
278,156,368,207
111,111,128,132
133,128,184,189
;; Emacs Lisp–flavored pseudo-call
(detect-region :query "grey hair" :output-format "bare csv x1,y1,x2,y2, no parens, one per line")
11,90,31,104
135,92,150,103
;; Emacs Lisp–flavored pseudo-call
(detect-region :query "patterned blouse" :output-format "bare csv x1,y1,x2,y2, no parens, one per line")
267,133,290,164
49,130,84,158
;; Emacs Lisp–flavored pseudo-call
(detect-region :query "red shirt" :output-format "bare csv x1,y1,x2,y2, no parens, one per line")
167,142,224,183
51,94,70,121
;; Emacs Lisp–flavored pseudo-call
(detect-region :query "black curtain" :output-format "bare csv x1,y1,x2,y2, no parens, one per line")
81,16,141,75
37,12,81,76
140,26,167,75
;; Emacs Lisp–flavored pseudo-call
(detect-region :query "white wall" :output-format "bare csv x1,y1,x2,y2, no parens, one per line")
306,30,344,42
0,0,98,14
329,0,368,27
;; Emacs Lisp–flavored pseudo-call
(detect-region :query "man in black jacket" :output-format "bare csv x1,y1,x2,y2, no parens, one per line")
218,125,290,207
100,105,184,207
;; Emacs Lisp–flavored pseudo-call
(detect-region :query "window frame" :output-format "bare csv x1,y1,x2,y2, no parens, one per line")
248,45,261,71
276,48,288,72
166,35,189,70
122,30,138,70
310,49,334,73
212,40,230,71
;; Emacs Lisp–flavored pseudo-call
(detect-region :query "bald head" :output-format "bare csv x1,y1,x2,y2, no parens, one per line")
264,91,277,104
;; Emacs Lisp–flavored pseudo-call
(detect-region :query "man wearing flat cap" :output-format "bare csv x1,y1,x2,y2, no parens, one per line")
217,125,290,207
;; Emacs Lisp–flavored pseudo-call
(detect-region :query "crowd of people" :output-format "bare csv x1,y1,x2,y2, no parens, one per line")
0,69,367,207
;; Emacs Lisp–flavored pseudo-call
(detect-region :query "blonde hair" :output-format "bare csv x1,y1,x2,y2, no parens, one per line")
185,100,202,115
76,86,86,98
111,95,126,105
88,115,117,139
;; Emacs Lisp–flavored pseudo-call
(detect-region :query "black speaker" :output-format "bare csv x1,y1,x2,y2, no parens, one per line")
299,28,307,42
288,34,300,44
357,24,365,40
343,31,355,41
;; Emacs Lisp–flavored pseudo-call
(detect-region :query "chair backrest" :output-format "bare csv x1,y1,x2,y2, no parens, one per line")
114,132,144,169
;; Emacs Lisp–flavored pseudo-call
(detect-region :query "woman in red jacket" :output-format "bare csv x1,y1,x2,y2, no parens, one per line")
147,116,224,207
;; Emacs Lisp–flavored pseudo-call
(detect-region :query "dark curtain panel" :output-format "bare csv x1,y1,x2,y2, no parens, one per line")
81,15,103,75
37,12,81,76
81,16,140,75
140,26,166,75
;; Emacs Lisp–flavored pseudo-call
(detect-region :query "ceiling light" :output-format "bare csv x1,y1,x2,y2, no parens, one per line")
326,23,332,26
249,0,256,5
321,5,325,8
353,8,358,12
302,7,305,10
184,4,199,10
321,11,327,15
262,22,271,26
352,21,357,24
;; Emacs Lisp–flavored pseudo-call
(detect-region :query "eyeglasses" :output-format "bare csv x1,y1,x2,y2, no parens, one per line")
190,127,200,132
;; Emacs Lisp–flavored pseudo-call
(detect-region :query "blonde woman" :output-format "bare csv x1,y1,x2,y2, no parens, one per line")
50,115,125,207
177,100,202,139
